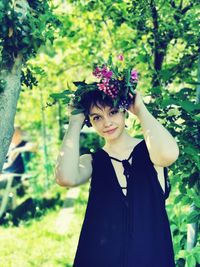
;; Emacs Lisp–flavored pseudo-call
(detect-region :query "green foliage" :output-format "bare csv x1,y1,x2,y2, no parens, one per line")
153,86,200,265
0,0,60,69
21,67,38,89
80,132,103,155
177,247,200,267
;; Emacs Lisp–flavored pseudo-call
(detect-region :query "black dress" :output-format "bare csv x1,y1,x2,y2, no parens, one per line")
73,140,175,267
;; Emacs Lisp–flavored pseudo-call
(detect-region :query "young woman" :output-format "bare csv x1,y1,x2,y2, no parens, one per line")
55,69,179,267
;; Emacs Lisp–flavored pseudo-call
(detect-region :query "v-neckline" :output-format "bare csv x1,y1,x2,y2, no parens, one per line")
101,139,144,161
100,140,144,199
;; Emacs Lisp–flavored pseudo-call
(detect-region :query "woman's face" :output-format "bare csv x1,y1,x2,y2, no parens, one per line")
89,104,126,140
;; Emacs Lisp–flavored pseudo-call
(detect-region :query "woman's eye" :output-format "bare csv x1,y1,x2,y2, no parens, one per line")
93,116,101,121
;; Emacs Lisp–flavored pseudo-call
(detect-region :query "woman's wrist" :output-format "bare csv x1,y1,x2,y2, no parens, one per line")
134,103,149,119
68,117,85,130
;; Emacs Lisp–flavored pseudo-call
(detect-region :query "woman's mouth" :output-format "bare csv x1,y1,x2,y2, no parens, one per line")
104,128,117,134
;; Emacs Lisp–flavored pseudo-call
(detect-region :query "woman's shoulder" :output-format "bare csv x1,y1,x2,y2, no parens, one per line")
132,138,144,146
80,151,103,169
128,138,144,156
122,137,144,152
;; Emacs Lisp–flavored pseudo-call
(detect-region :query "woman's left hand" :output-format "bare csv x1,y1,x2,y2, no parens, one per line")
128,90,146,116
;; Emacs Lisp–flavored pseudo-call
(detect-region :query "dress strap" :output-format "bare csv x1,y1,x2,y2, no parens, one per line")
109,150,134,163
109,153,133,181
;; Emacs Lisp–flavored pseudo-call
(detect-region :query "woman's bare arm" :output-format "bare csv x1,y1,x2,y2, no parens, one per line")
129,91,179,167
55,114,92,187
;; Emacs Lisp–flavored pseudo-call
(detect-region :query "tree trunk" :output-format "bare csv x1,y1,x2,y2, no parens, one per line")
0,55,23,172
149,0,168,88
0,0,30,172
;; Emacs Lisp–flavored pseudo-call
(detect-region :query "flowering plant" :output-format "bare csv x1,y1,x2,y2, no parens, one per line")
92,55,138,110
50,55,138,115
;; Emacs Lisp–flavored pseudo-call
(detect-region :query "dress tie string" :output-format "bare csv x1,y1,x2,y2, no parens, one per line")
121,160,132,180
109,151,134,191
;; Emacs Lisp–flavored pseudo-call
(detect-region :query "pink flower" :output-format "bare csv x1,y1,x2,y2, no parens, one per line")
131,69,138,81
97,83,107,91
117,54,124,61
102,78,109,85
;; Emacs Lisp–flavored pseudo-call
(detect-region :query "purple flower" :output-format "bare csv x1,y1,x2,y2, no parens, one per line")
101,67,113,79
117,54,124,61
93,65,113,80
118,99,131,110
131,69,138,81
105,71,113,79
93,67,102,78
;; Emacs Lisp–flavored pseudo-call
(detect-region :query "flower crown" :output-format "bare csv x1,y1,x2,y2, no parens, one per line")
50,55,138,115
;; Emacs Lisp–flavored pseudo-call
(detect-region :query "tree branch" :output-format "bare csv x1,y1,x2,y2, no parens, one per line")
169,0,176,9
149,0,159,32
168,0,193,23
181,3,193,15
196,53,200,104
101,17,114,45
149,0,165,87
166,53,198,83
179,0,183,10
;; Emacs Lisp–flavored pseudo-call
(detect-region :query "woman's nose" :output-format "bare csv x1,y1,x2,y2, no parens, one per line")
104,117,113,127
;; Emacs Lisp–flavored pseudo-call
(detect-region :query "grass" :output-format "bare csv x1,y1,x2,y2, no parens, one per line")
0,183,90,267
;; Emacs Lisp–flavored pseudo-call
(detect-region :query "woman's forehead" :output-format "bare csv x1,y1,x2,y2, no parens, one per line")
89,104,113,115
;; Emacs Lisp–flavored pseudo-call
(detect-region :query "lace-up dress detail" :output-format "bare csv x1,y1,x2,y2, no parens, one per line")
109,151,135,196
73,140,175,267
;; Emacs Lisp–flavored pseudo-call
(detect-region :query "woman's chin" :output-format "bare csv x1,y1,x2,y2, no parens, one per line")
103,131,121,140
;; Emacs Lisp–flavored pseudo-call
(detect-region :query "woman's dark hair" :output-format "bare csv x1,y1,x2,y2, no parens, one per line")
79,90,115,127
